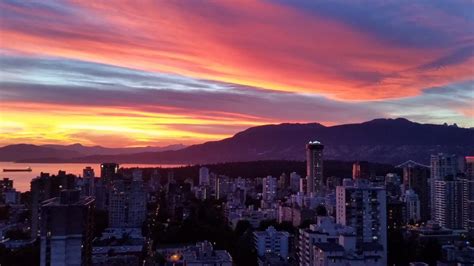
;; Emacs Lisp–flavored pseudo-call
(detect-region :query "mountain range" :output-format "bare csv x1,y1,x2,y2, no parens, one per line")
1,118,473,164
0,143,185,162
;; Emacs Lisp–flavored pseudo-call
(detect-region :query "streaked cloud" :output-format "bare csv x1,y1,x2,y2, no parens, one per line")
0,1,473,146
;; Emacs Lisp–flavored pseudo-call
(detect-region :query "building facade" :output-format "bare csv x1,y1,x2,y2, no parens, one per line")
40,190,94,266
430,154,458,218
335,179,387,265
254,226,289,260
306,141,324,195
108,178,146,228
402,161,430,221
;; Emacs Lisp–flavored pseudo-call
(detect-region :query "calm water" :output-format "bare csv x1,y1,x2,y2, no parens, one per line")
0,162,184,192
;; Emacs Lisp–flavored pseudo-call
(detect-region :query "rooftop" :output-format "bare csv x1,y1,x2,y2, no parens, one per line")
313,242,345,252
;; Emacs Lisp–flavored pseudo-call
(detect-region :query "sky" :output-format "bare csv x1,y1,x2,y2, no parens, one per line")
0,0,473,147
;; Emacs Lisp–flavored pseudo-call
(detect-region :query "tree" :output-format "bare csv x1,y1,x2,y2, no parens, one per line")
316,204,327,216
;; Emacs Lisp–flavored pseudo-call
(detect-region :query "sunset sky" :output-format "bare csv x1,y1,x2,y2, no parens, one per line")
0,1,473,147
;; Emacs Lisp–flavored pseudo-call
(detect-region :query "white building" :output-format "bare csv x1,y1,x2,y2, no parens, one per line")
254,226,289,259
298,216,384,266
336,179,387,265
433,176,464,229
430,153,459,218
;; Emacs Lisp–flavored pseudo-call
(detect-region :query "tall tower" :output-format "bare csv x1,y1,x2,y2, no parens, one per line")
433,176,464,229
262,176,277,208
464,156,474,236
306,141,324,195
430,154,458,218
30,172,76,238
402,161,430,221
108,178,146,228
100,163,119,183
199,167,210,186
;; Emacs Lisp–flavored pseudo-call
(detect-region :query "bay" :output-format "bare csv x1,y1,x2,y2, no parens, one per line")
0,162,183,192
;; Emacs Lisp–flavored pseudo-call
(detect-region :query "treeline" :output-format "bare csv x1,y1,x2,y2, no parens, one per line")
123,160,400,183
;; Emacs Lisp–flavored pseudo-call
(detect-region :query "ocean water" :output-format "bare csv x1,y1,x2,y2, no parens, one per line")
0,162,183,192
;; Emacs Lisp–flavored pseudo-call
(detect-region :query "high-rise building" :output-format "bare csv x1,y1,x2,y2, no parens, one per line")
404,189,421,223
108,178,146,228
387,198,406,229
290,172,301,192
336,179,387,265
306,141,324,195
430,154,458,218
262,176,277,208
464,156,474,236
100,163,119,183
80,166,95,196
216,175,232,200
83,166,95,178
352,161,371,180
40,190,94,266
433,175,465,229
253,226,289,260
199,167,210,186
31,172,76,238
402,161,430,221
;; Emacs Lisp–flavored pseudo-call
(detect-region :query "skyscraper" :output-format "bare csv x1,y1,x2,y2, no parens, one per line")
80,166,95,197
108,178,147,228
31,172,76,238
336,178,387,265
199,167,210,186
100,163,119,183
352,161,371,180
432,175,464,229
430,154,458,218
306,141,324,195
262,176,277,208
402,161,430,221
464,156,474,236
289,172,301,192
83,166,95,178
40,190,94,266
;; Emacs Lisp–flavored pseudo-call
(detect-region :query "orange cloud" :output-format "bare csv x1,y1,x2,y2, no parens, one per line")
0,101,272,147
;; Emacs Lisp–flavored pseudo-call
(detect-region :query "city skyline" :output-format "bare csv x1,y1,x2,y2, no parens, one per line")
1,2,473,265
1,1,473,147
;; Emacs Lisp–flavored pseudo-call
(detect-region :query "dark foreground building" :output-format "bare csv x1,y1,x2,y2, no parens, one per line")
40,189,95,266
